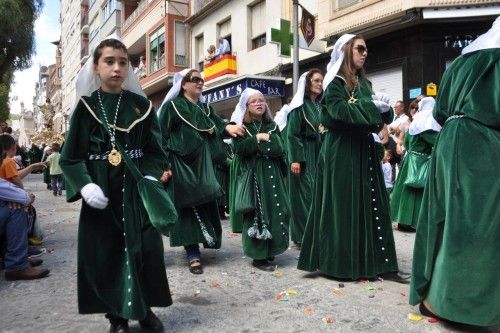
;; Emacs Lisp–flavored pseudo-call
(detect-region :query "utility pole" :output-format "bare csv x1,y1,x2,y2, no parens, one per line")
292,0,299,94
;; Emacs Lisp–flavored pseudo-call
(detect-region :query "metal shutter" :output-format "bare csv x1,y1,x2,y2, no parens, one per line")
367,67,403,107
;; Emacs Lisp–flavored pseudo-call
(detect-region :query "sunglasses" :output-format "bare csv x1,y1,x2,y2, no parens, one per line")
353,45,368,54
188,76,204,85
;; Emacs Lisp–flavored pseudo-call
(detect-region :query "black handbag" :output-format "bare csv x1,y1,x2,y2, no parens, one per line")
170,142,223,208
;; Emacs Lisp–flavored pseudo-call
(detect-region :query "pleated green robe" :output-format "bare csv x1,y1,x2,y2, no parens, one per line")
297,75,399,279
60,90,172,320
390,131,437,228
286,99,322,243
233,121,289,259
409,49,500,326
158,96,226,249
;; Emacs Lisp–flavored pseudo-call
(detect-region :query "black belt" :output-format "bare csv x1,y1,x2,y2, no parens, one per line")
88,148,144,161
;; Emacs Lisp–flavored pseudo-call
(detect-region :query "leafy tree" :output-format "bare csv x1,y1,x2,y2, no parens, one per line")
0,0,43,121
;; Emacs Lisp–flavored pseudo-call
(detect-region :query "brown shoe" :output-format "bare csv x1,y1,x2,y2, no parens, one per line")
5,267,50,281
28,258,43,267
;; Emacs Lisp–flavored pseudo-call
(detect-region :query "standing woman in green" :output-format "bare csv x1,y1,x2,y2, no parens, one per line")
60,36,175,332
231,88,290,271
298,34,406,281
280,69,324,247
410,19,500,326
158,69,245,275
390,97,440,230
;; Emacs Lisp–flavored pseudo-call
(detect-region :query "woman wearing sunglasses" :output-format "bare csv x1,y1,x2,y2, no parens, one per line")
298,34,408,282
158,69,245,274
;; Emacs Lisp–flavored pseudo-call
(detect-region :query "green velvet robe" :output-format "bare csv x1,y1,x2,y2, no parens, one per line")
60,90,172,320
158,96,226,248
297,75,399,279
390,131,438,228
228,154,244,232
233,121,289,259
409,49,500,326
286,99,322,243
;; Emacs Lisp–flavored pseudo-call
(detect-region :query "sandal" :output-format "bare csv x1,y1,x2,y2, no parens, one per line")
189,259,203,275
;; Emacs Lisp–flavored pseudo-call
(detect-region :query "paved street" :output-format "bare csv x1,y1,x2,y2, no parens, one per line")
0,174,497,333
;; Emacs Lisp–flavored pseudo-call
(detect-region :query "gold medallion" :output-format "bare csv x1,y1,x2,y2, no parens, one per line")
108,148,122,166
348,96,357,104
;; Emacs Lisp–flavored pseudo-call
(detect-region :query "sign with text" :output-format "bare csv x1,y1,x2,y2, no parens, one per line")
203,78,285,104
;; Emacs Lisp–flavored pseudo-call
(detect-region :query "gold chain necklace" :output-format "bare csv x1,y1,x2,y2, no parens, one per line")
345,76,359,104
97,90,123,166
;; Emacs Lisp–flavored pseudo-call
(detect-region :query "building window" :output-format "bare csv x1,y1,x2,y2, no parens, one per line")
250,1,266,50
195,34,204,72
149,26,165,73
102,0,117,21
337,0,362,10
174,21,187,66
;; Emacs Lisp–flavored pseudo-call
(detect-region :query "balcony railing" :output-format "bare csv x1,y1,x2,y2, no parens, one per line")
122,0,148,32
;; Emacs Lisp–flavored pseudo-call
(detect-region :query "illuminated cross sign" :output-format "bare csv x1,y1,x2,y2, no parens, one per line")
271,19,294,57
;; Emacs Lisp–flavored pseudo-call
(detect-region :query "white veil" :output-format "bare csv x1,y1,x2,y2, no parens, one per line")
322,34,356,90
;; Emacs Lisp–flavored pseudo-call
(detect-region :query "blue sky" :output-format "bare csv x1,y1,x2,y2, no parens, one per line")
10,0,61,115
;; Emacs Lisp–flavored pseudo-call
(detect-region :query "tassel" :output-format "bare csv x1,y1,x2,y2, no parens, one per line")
193,207,215,246
247,224,259,238
260,226,272,240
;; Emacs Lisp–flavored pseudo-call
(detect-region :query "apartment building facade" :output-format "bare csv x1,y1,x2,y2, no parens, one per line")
310,0,500,106
121,0,190,109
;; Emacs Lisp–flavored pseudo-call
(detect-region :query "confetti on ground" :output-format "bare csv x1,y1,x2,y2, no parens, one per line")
427,317,439,323
304,307,313,315
368,295,375,298
338,283,345,288
400,291,407,297
229,233,240,238
322,316,334,324
221,272,228,275
285,289,297,295
333,288,343,296
408,313,423,321
275,292,284,301
365,285,376,291
357,279,368,284
47,248,55,253
210,281,220,288
273,270,284,277
193,290,201,297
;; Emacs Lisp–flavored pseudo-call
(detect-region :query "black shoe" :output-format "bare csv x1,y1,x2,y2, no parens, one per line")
380,271,411,284
28,258,43,267
106,314,129,333
139,310,164,331
252,259,275,272
397,223,416,232
189,259,203,274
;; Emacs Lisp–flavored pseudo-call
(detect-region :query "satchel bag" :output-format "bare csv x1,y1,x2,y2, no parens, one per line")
170,142,223,208
115,142,178,235
234,163,255,214
403,151,431,189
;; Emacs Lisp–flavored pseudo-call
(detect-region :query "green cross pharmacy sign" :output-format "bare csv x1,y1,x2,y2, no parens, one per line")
271,19,294,57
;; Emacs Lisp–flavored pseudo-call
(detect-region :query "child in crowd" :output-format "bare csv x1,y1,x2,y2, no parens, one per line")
383,149,393,193
45,143,63,196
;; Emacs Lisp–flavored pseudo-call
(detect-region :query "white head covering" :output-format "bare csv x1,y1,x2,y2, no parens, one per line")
73,33,145,114
158,68,193,113
274,71,308,130
230,88,262,125
462,16,500,55
323,34,356,90
408,97,442,135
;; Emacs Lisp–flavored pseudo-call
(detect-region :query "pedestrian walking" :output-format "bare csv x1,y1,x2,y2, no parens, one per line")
297,34,409,282
409,17,500,326
157,68,245,275
45,143,64,196
60,35,176,333
231,88,289,271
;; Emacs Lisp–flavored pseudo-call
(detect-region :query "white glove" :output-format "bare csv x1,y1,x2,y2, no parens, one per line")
372,93,391,105
80,183,109,209
372,100,391,113
144,175,159,181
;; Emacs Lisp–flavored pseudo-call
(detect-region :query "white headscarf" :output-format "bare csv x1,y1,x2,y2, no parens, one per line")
158,68,193,113
230,88,262,125
322,34,356,90
462,16,500,55
73,33,145,114
408,97,442,135
274,71,308,130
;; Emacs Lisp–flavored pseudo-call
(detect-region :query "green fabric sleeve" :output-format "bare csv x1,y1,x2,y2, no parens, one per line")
139,106,170,178
59,102,93,202
233,134,259,157
286,108,306,163
323,79,382,127
208,105,228,137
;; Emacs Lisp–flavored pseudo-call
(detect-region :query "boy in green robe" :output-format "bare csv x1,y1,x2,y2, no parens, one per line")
60,36,175,333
